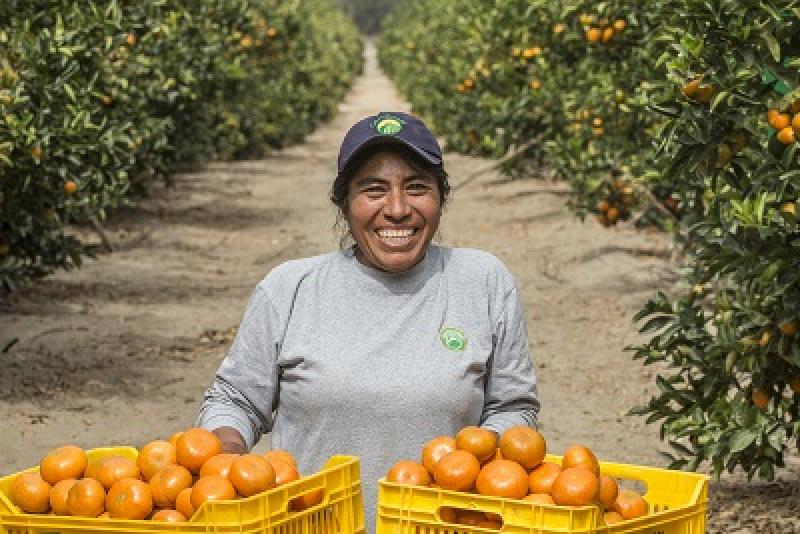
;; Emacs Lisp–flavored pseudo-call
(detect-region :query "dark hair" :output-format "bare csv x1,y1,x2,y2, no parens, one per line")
330,143,450,211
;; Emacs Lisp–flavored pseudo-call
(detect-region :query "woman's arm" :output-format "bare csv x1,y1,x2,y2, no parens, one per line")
197,285,279,450
480,285,540,432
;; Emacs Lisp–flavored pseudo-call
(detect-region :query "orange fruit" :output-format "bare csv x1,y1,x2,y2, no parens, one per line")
792,114,800,136
778,126,796,144
613,19,626,31
524,493,555,505
292,488,324,511
586,28,601,43
106,478,153,520
63,180,77,194
11,472,52,513
694,84,716,103
528,462,561,494
138,440,177,481
550,468,599,506
262,449,297,468
49,478,77,515
484,511,502,522
199,453,239,478
606,206,620,224
456,509,486,526
229,454,276,497
168,432,184,447
432,450,481,492
175,487,194,519
562,445,600,475
149,464,193,508
387,460,430,486
780,319,799,336
421,436,457,473
601,27,614,42
475,460,529,499
270,458,300,486
40,445,87,485
604,510,624,524
596,200,611,213
95,455,140,490
498,426,546,470
768,109,791,130
682,78,701,98
598,475,619,509
440,507,457,523
176,428,222,474
455,427,497,463
190,476,236,509
752,388,770,409
151,509,187,522
67,478,106,517
612,490,648,519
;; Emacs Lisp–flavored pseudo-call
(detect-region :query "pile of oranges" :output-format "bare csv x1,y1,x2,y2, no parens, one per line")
8,428,318,522
766,103,800,145
583,18,626,44
385,426,648,527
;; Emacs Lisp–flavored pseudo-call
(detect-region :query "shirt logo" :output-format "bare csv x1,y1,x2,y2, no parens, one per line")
439,326,467,352
372,114,405,135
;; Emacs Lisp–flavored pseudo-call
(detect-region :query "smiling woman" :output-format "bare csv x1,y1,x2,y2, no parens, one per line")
196,112,540,533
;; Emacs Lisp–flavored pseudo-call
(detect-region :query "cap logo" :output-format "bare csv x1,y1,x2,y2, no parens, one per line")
372,115,405,135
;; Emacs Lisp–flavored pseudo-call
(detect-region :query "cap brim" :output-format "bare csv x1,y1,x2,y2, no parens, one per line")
339,135,442,173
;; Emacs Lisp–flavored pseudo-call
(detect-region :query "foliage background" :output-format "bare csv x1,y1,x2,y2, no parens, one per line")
0,0,363,290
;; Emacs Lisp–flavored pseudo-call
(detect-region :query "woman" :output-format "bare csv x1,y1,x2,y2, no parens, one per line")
197,111,540,530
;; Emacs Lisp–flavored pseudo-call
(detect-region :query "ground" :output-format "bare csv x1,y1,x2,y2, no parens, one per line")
1,43,799,533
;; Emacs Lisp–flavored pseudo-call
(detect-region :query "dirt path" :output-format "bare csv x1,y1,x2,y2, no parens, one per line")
2,42,799,532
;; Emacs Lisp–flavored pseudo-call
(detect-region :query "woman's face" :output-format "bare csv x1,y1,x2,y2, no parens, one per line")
345,149,442,273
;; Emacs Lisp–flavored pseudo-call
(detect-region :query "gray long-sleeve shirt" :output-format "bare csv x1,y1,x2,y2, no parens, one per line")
197,245,539,532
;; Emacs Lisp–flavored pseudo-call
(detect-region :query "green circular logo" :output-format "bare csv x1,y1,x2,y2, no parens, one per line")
373,115,405,135
439,326,467,352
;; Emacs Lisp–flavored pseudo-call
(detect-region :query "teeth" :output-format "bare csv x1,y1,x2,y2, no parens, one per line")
377,228,414,238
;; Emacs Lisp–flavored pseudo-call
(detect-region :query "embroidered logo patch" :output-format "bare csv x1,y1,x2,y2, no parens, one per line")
439,326,467,352
372,114,405,135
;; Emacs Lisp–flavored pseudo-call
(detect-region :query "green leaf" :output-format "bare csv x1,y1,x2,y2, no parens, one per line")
729,429,758,453
763,33,781,62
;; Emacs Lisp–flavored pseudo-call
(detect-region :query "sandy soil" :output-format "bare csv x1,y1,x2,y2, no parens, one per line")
1,42,799,533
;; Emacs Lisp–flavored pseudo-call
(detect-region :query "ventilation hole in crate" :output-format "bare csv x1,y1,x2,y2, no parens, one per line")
436,507,502,530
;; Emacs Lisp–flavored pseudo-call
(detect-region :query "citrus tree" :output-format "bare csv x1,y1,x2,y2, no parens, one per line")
0,0,362,290
628,1,800,480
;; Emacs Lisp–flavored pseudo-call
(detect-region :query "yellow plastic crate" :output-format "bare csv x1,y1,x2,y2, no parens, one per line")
0,446,364,534
377,454,708,534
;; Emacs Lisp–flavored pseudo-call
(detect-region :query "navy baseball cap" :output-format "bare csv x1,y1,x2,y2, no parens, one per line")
337,112,443,173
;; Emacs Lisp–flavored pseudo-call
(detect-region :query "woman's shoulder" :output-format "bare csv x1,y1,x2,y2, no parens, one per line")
436,246,517,287
256,251,340,292
438,246,510,272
